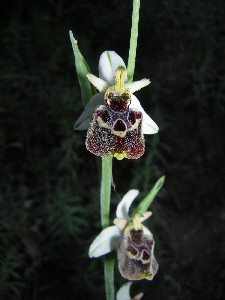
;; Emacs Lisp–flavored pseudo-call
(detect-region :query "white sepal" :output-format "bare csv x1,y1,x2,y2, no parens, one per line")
116,282,144,300
116,189,139,219
143,225,153,239
130,94,159,134
99,51,126,84
88,225,120,258
116,282,132,300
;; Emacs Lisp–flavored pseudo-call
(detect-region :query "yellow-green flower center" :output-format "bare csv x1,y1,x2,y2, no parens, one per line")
105,66,130,97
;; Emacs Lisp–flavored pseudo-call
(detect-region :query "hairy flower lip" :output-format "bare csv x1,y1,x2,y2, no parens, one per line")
74,51,159,135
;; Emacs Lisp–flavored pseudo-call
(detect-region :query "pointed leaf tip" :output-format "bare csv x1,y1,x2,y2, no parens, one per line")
157,175,165,189
133,175,165,216
69,31,95,105
69,30,77,44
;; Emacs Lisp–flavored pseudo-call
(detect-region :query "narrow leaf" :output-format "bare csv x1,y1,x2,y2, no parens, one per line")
69,30,96,105
133,176,165,215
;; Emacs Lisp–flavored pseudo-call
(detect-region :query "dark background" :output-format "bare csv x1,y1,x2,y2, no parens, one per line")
0,0,224,299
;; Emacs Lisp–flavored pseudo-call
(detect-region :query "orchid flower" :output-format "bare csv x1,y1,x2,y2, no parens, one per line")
116,282,144,300
74,51,159,159
89,189,158,280
74,51,158,135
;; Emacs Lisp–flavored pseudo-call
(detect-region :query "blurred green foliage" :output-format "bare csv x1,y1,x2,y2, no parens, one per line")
0,0,224,299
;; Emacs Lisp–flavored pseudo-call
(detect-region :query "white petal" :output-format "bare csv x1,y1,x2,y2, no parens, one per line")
99,51,126,85
113,218,128,230
86,74,109,93
127,79,150,94
88,225,120,258
133,293,144,300
116,282,132,300
139,211,152,223
143,225,153,239
116,189,139,219
74,93,104,130
130,94,159,134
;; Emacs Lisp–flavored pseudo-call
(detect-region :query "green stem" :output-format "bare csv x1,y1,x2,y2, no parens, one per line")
100,156,114,300
127,0,141,82
104,254,115,300
100,156,113,228
101,2,141,299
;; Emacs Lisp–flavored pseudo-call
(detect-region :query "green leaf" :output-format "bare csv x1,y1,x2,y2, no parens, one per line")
133,175,165,215
69,30,96,105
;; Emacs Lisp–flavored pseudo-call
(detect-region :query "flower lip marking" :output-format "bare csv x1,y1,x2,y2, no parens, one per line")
114,119,126,132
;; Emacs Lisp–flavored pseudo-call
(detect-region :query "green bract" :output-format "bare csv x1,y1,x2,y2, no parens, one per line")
69,30,96,105
132,175,165,217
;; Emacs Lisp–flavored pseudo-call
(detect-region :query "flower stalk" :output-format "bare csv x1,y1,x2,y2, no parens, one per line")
127,0,141,83
101,157,114,300
100,0,141,298
104,254,115,300
100,156,113,229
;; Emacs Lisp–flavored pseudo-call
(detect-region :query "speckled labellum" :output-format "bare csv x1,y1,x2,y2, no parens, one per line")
88,190,159,281
117,218,158,281
85,67,145,160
